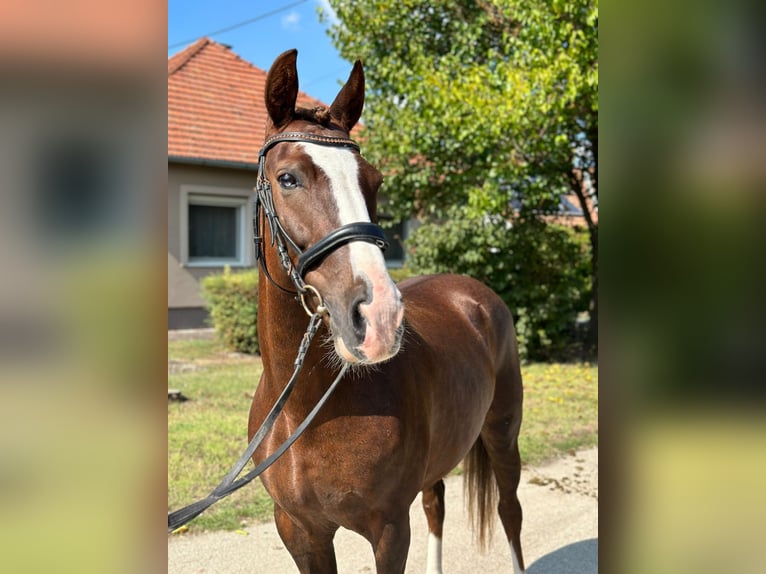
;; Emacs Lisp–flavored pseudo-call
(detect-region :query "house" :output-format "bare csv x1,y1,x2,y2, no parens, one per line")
168,39,332,329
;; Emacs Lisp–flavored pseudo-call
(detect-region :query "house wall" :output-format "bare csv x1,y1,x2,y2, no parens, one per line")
168,162,257,328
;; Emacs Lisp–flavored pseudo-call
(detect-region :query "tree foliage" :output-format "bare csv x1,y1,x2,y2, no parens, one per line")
324,0,598,355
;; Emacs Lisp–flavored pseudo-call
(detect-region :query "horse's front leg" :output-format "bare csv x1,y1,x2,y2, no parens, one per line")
274,504,339,574
369,511,411,574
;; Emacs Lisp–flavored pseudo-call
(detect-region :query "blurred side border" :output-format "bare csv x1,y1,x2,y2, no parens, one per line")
0,2,167,573
603,0,766,572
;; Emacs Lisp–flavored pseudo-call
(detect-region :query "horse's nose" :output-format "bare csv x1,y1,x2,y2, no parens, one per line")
329,258,404,364
350,293,368,342
356,281,404,363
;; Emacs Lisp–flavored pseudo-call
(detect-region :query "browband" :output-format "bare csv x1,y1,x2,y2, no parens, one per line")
259,132,360,161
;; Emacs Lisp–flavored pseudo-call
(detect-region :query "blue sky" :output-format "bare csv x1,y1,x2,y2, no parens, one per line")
168,0,350,105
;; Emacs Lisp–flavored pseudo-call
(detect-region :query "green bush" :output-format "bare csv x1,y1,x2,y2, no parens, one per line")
406,207,591,361
386,265,419,284
201,267,259,355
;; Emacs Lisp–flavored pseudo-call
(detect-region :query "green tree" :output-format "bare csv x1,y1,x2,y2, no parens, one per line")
324,0,598,353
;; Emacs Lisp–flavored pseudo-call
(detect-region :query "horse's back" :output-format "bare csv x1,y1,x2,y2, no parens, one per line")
399,273,510,317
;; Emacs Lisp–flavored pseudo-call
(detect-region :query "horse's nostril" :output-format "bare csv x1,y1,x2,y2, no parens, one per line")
351,297,367,340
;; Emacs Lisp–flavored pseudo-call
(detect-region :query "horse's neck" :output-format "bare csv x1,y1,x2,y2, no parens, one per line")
257,275,333,404
257,275,307,367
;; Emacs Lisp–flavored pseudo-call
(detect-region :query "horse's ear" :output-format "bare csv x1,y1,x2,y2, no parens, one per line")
330,60,365,132
265,49,299,129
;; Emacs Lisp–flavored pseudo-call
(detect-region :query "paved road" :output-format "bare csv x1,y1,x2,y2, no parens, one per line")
169,448,598,573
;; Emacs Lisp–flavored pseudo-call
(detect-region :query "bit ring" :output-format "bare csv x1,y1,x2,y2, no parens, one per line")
299,284,328,317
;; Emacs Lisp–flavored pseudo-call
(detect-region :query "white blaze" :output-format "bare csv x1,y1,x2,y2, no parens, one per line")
297,143,389,282
299,142,403,363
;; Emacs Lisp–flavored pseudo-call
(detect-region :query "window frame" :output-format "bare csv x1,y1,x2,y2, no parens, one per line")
180,185,254,268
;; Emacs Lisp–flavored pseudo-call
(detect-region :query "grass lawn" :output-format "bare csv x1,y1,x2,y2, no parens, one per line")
518,362,598,464
168,338,273,532
168,338,597,533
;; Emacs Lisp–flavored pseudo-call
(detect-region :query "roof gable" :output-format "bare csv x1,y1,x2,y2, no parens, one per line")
168,39,327,167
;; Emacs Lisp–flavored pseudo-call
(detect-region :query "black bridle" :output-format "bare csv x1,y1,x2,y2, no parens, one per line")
253,131,389,302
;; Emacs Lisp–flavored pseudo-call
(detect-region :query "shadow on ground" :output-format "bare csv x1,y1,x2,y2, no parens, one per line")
526,538,598,574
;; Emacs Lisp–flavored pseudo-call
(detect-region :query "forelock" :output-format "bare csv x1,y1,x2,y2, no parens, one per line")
294,106,334,127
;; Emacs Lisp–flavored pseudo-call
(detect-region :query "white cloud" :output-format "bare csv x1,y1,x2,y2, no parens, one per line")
281,10,301,30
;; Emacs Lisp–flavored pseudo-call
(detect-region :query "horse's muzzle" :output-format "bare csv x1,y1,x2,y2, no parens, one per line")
333,279,404,365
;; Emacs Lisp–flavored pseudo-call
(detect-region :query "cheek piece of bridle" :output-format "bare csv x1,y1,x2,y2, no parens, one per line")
253,131,388,314
168,133,389,533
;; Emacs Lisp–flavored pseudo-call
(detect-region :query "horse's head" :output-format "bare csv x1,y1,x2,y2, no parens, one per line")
258,49,404,365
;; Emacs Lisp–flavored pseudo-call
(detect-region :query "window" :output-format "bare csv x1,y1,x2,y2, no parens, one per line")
380,218,407,268
181,188,253,267
189,203,237,259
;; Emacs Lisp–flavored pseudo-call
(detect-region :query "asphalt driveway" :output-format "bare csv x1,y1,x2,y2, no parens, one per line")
169,447,597,573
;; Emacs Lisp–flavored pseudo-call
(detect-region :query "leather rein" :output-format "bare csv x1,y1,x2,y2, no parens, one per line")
168,132,388,533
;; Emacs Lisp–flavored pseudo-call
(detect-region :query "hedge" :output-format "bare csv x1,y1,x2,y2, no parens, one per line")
201,267,259,355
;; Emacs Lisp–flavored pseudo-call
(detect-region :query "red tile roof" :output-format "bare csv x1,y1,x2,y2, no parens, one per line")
168,38,327,167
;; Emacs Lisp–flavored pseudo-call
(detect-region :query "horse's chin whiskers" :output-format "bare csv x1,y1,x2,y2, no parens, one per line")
319,330,387,377
347,358,382,377
320,348,374,380
319,333,343,371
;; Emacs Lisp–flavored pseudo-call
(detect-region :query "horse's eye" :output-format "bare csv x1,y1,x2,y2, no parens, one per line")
277,173,298,190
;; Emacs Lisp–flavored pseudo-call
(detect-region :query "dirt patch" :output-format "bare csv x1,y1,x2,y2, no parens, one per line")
168,360,208,374
168,328,216,341
526,448,598,499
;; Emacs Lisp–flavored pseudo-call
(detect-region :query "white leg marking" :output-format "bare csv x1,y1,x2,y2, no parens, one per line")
426,532,443,574
510,542,525,574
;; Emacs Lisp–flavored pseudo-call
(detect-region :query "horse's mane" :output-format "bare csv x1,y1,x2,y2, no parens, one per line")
294,106,335,127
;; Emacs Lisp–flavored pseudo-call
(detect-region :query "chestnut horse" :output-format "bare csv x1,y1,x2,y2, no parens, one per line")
249,50,525,574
